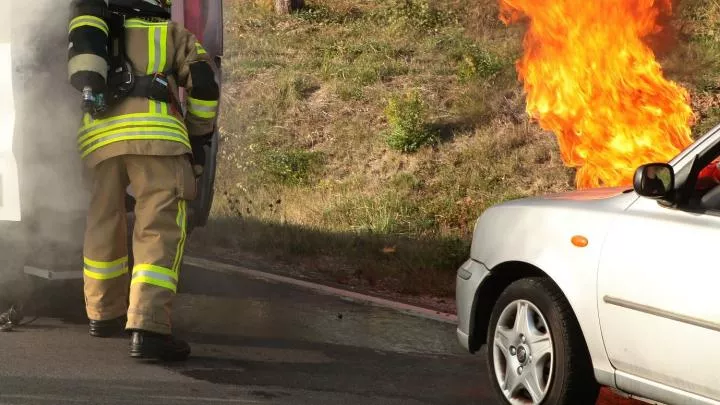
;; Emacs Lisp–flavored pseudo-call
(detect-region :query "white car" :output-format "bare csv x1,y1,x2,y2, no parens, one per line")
456,125,720,405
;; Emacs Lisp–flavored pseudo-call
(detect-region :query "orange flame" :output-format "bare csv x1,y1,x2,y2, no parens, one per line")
499,0,695,189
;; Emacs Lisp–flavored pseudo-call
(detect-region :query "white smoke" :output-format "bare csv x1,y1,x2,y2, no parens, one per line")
0,0,90,298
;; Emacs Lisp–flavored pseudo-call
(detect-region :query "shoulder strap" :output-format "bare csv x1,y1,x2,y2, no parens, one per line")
106,12,127,74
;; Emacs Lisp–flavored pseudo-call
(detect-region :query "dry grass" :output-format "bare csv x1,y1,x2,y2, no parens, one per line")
188,0,720,297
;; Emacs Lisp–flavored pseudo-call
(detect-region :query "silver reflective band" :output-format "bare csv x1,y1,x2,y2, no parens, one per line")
188,102,217,113
132,270,177,284
79,116,184,137
152,27,162,72
189,106,216,113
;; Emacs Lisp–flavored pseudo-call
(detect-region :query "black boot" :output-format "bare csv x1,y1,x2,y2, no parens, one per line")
129,330,190,361
89,315,127,338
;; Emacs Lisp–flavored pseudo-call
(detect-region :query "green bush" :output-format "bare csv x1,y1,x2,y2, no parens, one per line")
387,0,453,30
261,149,325,185
384,90,437,153
457,48,505,82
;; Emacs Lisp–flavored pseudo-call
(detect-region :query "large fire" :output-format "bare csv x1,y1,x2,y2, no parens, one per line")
499,0,696,189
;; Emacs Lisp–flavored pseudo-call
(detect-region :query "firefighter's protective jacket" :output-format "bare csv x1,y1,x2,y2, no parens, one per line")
68,3,220,167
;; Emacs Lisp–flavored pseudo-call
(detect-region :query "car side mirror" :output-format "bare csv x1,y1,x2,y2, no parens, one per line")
633,163,674,199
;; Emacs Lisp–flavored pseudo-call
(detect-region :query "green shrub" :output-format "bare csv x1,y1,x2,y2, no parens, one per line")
261,149,325,185
457,48,505,82
384,90,437,153
387,0,453,30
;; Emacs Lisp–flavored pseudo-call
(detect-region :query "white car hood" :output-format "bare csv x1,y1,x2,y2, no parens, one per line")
496,186,638,212
470,186,638,268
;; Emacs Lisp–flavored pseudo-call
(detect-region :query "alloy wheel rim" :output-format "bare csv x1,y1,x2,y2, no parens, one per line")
492,299,554,405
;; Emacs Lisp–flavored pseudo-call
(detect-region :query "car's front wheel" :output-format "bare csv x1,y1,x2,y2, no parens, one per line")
486,277,599,405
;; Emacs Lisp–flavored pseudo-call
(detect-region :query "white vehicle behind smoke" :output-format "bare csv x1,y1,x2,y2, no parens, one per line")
0,1,22,222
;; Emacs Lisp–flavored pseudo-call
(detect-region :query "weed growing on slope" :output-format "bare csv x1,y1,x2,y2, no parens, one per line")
261,149,325,186
384,90,437,153
386,0,455,30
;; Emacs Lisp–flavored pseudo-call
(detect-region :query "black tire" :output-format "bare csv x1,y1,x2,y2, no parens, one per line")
486,277,599,405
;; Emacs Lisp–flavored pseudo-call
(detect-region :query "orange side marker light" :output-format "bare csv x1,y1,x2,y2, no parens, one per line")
571,235,588,247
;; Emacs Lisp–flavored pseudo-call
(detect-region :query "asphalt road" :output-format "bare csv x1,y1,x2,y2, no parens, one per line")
0,262,498,405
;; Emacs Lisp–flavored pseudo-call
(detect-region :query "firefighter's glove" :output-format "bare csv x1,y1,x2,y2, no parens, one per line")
190,133,213,177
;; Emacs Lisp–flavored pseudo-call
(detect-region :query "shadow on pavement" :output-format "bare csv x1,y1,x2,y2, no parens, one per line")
164,331,494,405
187,216,468,298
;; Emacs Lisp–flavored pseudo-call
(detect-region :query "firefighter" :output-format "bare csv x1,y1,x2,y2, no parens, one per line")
67,0,219,360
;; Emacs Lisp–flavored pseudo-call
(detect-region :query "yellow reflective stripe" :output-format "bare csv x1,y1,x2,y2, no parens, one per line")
83,256,129,280
132,276,176,292
84,256,128,269
145,24,167,75
132,264,178,293
69,16,109,35
80,133,191,158
195,42,207,55
187,98,219,119
78,120,186,144
150,100,162,114
147,26,156,75
159,25,168,73
172,200,187,272
84,268,129,280
188,98,218,108
78,113,187,141
189,110,217,119
133,264,178,280
79,124,188,148
80,112,186,129
70,22,109,36
148,101,169,115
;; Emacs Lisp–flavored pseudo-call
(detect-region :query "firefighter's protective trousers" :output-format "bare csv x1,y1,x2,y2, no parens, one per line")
84,155,196,334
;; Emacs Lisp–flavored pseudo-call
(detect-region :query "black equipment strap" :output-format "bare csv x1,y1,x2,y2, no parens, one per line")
106,12,127,73
128,74,170,103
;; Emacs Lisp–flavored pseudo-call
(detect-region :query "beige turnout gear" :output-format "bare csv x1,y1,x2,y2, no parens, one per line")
70,10,220,334
75,18,218,168
83,155,196,334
